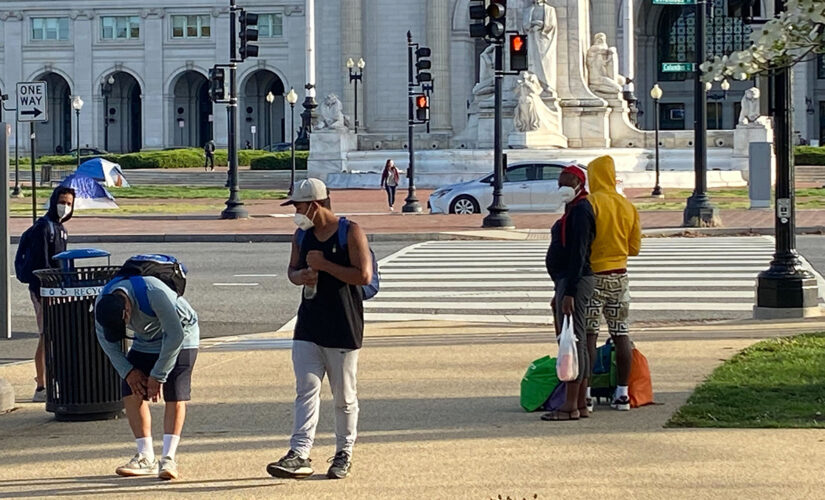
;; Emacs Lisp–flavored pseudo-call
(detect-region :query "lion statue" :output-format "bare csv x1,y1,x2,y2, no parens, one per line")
738,87,762,125
315,94,352,131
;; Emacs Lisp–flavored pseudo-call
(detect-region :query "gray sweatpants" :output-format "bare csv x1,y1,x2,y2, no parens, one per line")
290,340,360,458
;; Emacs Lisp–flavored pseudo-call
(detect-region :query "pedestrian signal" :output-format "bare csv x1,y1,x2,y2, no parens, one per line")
509,34,528,71
415,95,429,122
209,66,226,102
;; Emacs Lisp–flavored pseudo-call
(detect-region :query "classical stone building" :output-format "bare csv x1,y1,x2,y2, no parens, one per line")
1,0,823,156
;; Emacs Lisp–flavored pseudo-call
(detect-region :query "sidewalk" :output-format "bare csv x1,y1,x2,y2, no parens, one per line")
7,188,825,242
1,318,824,498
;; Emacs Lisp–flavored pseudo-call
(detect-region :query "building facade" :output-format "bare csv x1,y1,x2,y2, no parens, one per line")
1,0,823,156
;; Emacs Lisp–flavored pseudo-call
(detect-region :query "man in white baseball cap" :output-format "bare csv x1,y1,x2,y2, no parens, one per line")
268,177,372,480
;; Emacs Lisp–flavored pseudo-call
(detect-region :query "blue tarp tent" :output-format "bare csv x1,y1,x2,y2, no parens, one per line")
57,173,119,210
76,158,130,187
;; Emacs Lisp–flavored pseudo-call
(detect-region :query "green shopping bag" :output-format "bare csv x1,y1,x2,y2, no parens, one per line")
520,355,560,411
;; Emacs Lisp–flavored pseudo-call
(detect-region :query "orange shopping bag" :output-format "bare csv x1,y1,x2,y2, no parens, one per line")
628,348,654,408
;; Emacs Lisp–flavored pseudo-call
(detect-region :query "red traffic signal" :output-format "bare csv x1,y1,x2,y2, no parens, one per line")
509,34,528,72
415,95,429,122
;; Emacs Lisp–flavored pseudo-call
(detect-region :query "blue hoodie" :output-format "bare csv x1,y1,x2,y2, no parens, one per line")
25,186,75,296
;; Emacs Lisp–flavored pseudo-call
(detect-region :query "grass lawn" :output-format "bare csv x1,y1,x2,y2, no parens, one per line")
634,187,825,211
668,333,825,428
7,185,286,216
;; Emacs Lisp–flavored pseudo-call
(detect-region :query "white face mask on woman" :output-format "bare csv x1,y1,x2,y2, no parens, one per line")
558,185,578,204
293,204,316,230
56,203,72,221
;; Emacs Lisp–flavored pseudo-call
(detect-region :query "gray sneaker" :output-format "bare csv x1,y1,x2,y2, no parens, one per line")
32,387,46,403
115,454,159,477
326,451,352,479
158,456,179,480
266,450,313,479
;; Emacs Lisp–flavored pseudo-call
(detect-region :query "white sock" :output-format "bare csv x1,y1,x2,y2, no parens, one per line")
136,437,154,461
162,434,181,459
585,387,591,399
616,385,629,398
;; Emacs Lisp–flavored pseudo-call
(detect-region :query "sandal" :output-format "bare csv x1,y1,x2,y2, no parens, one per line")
540,409,580,421
578,407,590,418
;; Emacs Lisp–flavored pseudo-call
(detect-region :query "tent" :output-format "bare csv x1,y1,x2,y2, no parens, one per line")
58,173,119,210
76,158,130,187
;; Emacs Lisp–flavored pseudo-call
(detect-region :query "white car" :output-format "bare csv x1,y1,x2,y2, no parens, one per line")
428,161,588,214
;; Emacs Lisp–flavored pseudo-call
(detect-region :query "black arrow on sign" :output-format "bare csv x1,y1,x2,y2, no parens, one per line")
21,108,43,118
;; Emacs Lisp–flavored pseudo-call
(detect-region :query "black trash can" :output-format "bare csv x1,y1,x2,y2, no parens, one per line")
35,249,124,421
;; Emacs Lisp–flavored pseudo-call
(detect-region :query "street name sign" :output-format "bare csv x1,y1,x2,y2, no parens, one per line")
661,62,696,72
16,81,48,122
652,0,696,4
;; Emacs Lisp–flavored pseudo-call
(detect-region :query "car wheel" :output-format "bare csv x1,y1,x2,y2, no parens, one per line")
450,195,480,214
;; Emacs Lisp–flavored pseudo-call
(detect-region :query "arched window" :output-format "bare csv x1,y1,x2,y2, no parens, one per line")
657,0,753,81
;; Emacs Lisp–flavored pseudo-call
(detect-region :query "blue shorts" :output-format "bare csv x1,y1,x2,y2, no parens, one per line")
122,348,198,402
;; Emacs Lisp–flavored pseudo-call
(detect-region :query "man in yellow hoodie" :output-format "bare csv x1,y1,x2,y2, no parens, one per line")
584,155,641,411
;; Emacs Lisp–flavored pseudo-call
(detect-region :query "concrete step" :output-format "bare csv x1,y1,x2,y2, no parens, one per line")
796,166,825,183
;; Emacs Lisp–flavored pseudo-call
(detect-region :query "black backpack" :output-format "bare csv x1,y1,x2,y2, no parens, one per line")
14,218,56,285
103,254,187,316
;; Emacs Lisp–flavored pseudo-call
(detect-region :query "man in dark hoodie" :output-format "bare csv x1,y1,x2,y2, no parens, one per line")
16,186,75,402
543,165,595,421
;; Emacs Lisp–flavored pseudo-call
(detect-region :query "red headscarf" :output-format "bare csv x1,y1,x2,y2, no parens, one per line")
559,165,589,246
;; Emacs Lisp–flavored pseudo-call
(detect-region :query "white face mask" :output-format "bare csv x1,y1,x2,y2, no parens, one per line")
558,185,577,204
293,204,316,230
56,203,72,221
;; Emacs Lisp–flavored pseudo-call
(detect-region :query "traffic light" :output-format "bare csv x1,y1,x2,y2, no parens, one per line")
509,34,528,71
415,94,429,122
209,66,226,102
239,10,259,60
415,47,432,84
469,1,506,40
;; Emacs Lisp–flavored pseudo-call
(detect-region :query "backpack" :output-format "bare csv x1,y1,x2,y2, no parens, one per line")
14,218,57,284
102,254,188,317
590,339,618,404
296,217,379,300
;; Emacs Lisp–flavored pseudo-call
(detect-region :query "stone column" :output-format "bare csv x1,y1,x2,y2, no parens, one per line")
72,11,94,149
212,7,229,147
2,12,24,152
427,0,451,132
621,0,635,98
142,10,165,149
340,0,363,131
791,60,810,142
589,0,617,48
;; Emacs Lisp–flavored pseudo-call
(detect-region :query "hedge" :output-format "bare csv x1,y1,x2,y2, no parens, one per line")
794,146,825,166
28,148,275,169
250,151,309,170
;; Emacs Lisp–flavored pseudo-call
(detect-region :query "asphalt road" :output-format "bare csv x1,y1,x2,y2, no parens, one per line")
798,235,825,278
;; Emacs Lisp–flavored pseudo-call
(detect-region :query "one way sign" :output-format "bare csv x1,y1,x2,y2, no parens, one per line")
17,81,48,122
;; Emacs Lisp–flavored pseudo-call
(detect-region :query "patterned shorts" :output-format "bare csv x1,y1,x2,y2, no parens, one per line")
585,273,630,338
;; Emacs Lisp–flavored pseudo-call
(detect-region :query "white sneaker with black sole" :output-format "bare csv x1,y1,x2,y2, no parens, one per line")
611,395,631,411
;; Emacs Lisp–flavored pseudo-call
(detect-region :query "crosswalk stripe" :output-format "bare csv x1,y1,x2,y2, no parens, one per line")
373,290,754,299
379,266,767,272
378,280,755,288
376,272,762,279
364,301,753,311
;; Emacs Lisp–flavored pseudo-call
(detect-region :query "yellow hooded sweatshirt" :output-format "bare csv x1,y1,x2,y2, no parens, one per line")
587,155,641,272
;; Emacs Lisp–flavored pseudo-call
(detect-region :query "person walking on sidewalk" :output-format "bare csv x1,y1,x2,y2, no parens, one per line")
14,186,75,403
94,278,200,480
543,165,595,421
583,155,641,412
380,159,400,211
203,140,216,171
267,178,372,480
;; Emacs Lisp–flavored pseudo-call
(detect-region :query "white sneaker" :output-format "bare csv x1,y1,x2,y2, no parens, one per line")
116,454,159,477
390,206,394,212
32,387,46,403
158,456,179,480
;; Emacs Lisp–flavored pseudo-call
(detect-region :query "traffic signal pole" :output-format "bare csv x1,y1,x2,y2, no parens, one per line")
403,31,422,213
221,0,248,219
481,35,512,228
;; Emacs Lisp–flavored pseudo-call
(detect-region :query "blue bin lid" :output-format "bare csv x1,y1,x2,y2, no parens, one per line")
53,248,111,260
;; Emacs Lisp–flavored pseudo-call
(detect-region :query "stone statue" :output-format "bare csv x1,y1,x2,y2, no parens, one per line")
738,87,762,125
315,94,351,131
472,45,495,97
522,0,557,95
586,33,626,97
513,72,547,132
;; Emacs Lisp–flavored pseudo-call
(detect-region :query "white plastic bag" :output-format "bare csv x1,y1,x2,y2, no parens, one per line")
556,315,579,382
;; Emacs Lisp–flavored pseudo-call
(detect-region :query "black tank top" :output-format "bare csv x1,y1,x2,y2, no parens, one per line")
294,225,364,349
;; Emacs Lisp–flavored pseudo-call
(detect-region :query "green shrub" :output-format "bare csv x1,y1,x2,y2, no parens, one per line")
250,151,309,170
795,146,825,166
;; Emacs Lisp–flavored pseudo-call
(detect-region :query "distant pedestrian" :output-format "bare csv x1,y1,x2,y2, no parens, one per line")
267,178,372,480
55,145,64,155
203,140,215,171
584,155,641,412
245,140,252,150
13,186,75,402
543,165,595,421
380,159,400,212
94,276,200,480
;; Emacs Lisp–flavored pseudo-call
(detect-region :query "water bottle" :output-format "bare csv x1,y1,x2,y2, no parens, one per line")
303,284,317,300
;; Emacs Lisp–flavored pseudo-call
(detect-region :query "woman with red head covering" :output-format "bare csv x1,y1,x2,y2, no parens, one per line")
542,165,596,421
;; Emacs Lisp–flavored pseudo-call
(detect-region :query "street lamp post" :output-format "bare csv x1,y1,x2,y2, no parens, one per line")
650,83,663,198
265,91,275,150
71,96,84,170
295,0,317,149
286,87,298,195
346,57,365,134
101,75,114,151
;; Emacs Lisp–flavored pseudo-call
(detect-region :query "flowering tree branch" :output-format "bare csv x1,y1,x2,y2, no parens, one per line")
700,0,825,82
